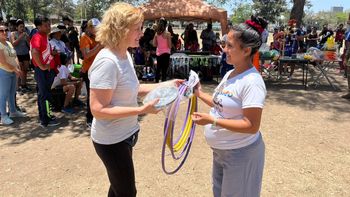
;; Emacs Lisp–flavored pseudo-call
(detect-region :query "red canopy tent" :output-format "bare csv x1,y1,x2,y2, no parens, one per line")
139,0,228,35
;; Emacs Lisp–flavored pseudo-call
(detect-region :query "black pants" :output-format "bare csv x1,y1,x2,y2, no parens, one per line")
81,71,93,123
34,67,55,125
155,53,170,83
93,131,139,197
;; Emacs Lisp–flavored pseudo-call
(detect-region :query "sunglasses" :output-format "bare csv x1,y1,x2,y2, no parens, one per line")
0,29,9,33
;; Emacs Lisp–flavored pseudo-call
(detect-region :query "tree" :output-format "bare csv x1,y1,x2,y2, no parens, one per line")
289,0,306,27
252,0,287,23
51,0,75,19
231,3,253,24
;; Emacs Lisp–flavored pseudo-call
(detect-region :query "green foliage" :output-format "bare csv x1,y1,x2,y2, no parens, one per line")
252,0,287,23
231,3,253,24
304,11,349,28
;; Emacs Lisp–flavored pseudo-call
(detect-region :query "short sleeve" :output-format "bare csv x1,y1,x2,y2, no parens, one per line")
241,80,266,109
89,58,118,89
30,35,41,50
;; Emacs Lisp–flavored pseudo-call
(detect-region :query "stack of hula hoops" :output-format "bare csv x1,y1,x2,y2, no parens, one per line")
161,72,199,174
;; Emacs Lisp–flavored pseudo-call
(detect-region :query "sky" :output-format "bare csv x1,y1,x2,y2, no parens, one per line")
308,0,350,12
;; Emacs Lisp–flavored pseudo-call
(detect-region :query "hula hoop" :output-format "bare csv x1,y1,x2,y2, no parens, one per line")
161,83,198,174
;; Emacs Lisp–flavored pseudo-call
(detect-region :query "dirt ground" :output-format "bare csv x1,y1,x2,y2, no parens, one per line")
1,64,350,197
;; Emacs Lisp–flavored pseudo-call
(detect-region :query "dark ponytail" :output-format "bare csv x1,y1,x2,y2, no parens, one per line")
230,15,268,56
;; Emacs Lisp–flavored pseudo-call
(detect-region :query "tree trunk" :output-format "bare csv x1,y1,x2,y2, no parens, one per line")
290,0,306,27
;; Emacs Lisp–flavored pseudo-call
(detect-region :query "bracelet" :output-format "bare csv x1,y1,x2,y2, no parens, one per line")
213,117,217,127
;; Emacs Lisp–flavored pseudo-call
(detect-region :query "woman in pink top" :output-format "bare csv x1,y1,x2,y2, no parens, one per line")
153,18,171,83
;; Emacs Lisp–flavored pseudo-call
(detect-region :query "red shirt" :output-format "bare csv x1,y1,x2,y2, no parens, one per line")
30,32,55,70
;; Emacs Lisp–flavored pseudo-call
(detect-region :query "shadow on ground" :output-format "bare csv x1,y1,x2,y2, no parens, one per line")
1,67,349,145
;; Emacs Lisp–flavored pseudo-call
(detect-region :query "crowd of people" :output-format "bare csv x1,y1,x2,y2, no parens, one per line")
0,15,101,127
271,23,350,80
0,4,349,196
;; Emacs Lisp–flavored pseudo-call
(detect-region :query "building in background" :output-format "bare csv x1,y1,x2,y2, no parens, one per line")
331,6,343,13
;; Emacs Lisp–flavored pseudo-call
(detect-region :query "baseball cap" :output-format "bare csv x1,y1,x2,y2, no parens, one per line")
88,18,100,27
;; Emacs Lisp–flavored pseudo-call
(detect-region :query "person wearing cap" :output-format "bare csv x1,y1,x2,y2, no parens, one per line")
79,18,103,128
49,27,71,56
10,19,31,93
30,16,59,128
57,23,70,49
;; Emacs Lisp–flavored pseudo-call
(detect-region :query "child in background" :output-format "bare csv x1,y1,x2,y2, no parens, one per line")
51,53,83,113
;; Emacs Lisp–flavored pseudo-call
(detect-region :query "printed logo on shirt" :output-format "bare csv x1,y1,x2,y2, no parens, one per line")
217,90,234,97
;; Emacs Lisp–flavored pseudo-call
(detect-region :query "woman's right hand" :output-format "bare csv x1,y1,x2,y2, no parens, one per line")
141,98,161,114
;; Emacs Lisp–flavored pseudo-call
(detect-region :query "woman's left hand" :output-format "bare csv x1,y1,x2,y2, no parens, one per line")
173,79,185,87
192,112,214,126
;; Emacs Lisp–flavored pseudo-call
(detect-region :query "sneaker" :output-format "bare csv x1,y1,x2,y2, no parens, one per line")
62,107,75,114
39,122,48,128
9,111,26,118
47,120,60,127
1,116,14,125
73,99,85,107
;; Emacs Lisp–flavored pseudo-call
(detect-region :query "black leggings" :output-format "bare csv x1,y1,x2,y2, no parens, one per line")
155,53,170,83
93,132,139,197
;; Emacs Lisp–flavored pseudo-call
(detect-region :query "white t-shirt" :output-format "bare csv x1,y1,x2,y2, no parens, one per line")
204,67,266,150
89,48,140,145
51,65,70,89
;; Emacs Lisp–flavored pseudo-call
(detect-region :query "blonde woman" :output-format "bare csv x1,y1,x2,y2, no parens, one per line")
89,3,182,196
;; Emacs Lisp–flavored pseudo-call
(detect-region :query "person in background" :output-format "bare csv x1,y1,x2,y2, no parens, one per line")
0,25,26,125
51,53,82,113
307,26,318,48
319,25,334,49
184,23,199,51
341,22,350,99
49,27,71,57
153,18,171,83
30,16,59,128
335,24,345,52
10,19,31,93
167,24,179,53
79,18,103,128
200,23,216,52
192,15,268,197
80,19,88,37
63,16,81,64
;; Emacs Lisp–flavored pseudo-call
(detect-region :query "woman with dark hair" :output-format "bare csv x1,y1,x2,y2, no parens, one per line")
10,19,30,92
153,18,171,83
192,16,268,197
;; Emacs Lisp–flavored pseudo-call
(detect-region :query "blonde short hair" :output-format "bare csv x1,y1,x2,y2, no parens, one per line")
96,2,144,49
